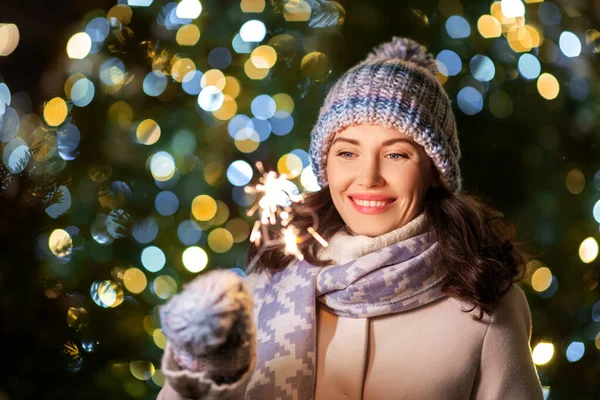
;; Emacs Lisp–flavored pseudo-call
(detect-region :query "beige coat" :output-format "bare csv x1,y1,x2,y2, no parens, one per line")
158,218,544,399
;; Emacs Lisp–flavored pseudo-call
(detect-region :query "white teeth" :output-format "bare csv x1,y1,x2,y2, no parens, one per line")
351,198,393,207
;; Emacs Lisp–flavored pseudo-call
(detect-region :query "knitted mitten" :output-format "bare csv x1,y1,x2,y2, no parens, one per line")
160,269,255,383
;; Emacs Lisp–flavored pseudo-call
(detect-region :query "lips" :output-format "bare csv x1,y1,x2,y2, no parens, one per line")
348,196,396,215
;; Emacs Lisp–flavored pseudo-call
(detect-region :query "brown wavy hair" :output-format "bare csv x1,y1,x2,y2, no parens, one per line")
246,185,531,320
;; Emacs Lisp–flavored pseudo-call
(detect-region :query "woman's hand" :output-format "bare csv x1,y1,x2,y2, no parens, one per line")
159,269,256,383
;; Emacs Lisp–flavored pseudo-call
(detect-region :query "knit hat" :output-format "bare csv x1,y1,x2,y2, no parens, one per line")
308,37,462,193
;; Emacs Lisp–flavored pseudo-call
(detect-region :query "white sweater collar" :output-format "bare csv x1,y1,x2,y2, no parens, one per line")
316,211,431,265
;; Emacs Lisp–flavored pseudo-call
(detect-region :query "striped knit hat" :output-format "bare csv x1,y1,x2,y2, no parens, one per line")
308,37,462,193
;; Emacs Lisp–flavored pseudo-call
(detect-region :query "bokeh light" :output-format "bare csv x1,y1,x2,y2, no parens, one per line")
518,53,541,80
227,160,253,186
0,24,20,56
579,237,598,264
130,361,155,380
537,73,559,100
531,266,552,292
469,55,495,82
152,275,177,299
176,24,201,46
457,87,483,115
43,98,68,126
150,151,176,181
559,31,582,58
141,246,166,272
532,342,554,365
136,119,161,145
67,32,92,59
182,246,208,272
436,50,462,76
477,15,501,38
566,342,585,363
191,194,217,221
207,228,233,253
446,15,470,39
240,20,266,42
123,268,147,294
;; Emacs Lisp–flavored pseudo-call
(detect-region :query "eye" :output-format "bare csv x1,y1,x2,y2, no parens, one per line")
387,153,408,160
337,151,354,159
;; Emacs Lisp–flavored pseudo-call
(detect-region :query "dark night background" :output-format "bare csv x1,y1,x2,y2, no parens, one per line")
1,0,599,398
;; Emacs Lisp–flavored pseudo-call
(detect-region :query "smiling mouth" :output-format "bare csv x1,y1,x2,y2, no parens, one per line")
348,197,396,208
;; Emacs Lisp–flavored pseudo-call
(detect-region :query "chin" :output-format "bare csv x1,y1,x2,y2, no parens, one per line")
346,224,395,237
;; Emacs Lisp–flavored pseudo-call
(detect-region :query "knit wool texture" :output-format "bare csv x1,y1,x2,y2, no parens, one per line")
308,37,463,193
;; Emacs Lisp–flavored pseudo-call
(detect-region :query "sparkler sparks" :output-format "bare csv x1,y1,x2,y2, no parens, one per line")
244,161,328,273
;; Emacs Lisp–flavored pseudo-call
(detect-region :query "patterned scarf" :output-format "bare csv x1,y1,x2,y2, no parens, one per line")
245,213,449,399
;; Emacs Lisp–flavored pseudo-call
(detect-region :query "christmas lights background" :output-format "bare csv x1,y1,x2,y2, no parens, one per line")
0,0,599,398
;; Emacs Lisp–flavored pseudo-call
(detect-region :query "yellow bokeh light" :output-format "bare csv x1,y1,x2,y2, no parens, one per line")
251,45,277,69
525,24,542,48
176,24,201,46
171,58,196,82
537,73,560,100
225,218,250,243
208,228,234,253
234,129,260,153
152,369,165,387
273,93,294,113
596,332,600,350
107,4,133,26
97,280,124,308
143,315,155,336
43,97,68,127
182,246,208,272
241,0,265,13
532,342,554,365
565,168,585,194
130,361,155,381
301,52,331,81
507,26,533,53
212,96,237,120
49,229,73,258
579,237,598,264
277,153,303,179
531,267,552,292
477,15,502,38
283,0,311,22
223,76,241,99
66,32,92,60
108,101,133,129
153,329,167,349
123,268,147,294
136,119,161,145
201,69,226,90
192,194,217,221
244,58,269,80
153,275,177,300
30,128,57,162
436,71,449,84
67,307,89,331
0,23,20,56
210,200,230,226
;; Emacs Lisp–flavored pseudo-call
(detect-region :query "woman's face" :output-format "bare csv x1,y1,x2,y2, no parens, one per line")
326,124,439,237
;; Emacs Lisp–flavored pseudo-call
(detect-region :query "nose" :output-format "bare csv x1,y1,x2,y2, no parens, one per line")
357,156,385,187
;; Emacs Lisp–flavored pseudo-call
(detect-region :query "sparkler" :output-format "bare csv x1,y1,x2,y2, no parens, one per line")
244,161,328,274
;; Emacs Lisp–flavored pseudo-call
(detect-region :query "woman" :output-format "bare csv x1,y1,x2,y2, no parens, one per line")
157,37,544,400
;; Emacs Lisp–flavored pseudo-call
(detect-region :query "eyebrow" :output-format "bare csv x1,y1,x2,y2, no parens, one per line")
331,137,416,148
